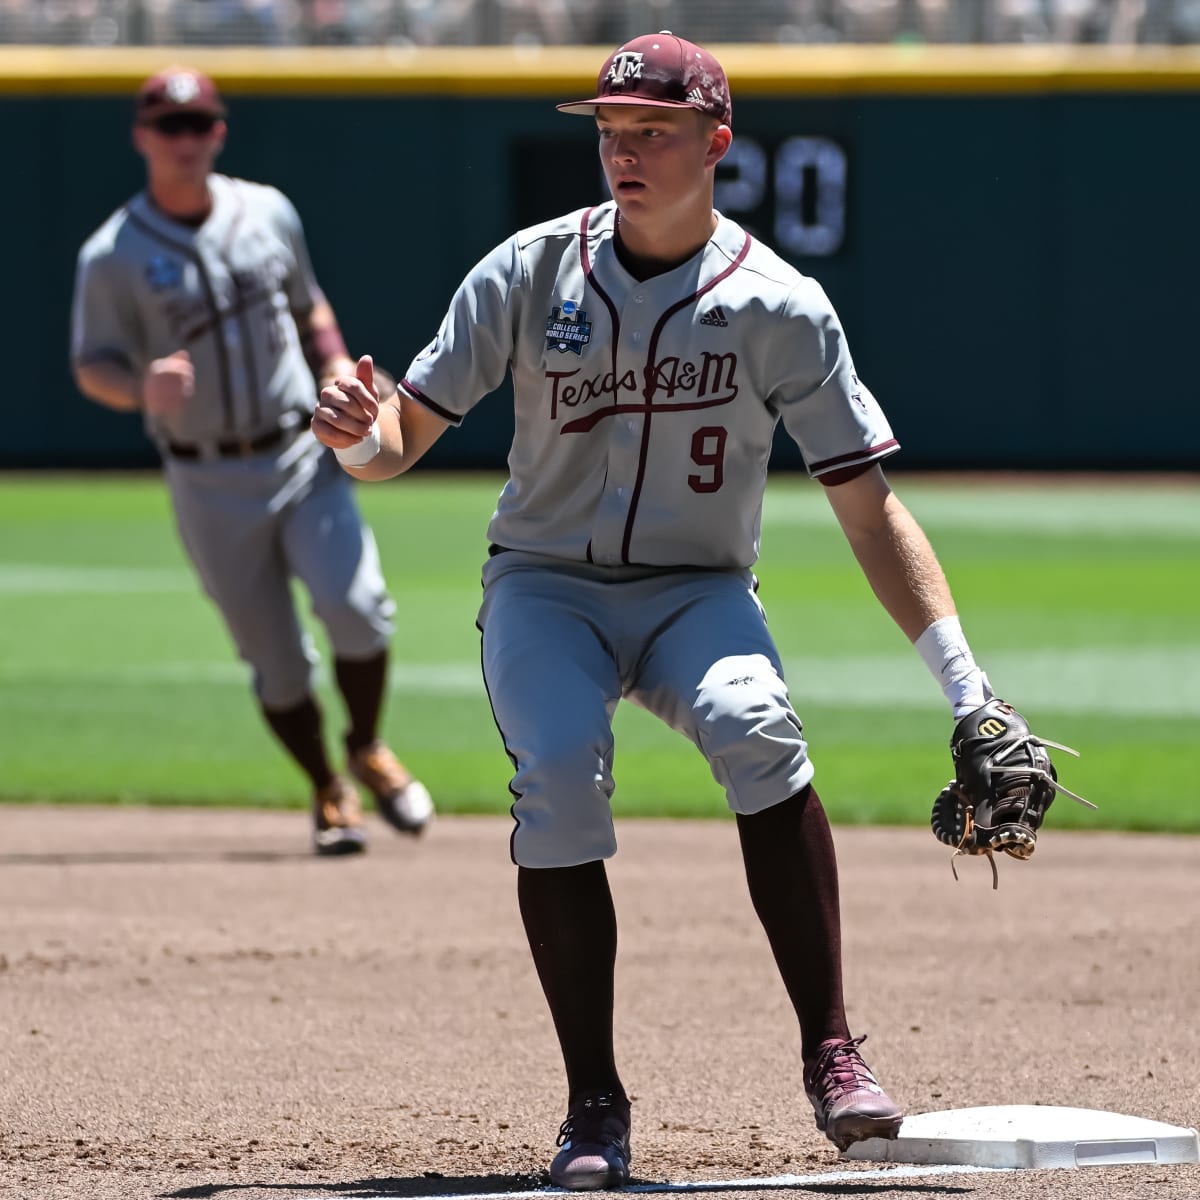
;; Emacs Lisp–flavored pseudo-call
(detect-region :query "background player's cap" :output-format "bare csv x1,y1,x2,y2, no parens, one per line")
556,31,731,126
136,66,226,124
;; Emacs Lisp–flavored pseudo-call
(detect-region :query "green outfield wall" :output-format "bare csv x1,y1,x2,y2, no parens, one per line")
3,46,1198,471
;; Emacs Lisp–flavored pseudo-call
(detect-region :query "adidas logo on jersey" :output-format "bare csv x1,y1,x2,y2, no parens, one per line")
699,305,729,327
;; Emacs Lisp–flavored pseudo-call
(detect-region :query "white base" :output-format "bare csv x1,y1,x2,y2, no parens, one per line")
843,1105,1200,1169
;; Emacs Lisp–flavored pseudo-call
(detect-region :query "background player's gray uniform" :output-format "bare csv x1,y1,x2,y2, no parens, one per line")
71,173,393,707
401,202,899,866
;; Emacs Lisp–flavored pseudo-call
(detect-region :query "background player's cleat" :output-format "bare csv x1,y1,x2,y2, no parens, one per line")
804,1035,903,1151
550,1091,632,1190
347,740,434,835
312,775,368,856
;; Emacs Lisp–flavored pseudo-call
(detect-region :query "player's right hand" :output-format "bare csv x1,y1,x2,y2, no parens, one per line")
142,349,194,415
312,354,380,450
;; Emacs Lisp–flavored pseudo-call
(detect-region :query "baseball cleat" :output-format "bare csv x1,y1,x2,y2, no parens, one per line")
312,775,368,856
550,1091,632,1191
347,739,434,835
804,1035,903,1151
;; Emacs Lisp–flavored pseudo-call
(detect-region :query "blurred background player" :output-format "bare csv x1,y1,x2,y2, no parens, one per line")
70,65,433,855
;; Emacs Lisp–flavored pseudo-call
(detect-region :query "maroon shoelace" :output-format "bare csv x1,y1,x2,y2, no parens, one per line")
806,1035,876,1103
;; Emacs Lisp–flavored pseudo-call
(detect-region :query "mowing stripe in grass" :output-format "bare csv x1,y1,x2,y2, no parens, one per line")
5,646,1197,715
0,565,194,592
763,487,1200,535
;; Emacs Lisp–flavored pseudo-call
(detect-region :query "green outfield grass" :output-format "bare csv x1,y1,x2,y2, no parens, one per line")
1,471,1197,831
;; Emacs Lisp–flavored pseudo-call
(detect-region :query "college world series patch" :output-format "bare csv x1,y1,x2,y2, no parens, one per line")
145,255,183,291
546,300,591,356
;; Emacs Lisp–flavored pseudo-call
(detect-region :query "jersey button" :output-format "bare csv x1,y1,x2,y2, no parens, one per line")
633,293,645,304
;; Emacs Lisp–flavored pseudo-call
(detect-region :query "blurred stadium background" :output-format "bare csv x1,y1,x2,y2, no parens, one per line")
3,0,1198,51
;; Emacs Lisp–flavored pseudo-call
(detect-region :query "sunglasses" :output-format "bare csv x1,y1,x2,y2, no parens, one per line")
146,112,219,137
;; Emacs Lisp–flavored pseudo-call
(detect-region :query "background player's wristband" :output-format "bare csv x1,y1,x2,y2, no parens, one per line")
915,615,993,719
333,424,381,467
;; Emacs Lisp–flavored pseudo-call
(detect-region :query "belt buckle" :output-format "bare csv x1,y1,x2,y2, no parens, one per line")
212,423,292,459
216,436,255,458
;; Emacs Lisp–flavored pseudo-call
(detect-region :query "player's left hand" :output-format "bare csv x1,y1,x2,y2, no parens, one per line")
312,354,380,450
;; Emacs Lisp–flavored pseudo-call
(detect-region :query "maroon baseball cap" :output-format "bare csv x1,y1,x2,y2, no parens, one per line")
136,66,226,124
557,31,732,126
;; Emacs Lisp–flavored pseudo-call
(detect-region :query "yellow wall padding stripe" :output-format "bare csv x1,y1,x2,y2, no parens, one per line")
3,44,1200,97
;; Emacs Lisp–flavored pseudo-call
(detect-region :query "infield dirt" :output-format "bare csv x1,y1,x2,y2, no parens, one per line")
1,806,1197,1200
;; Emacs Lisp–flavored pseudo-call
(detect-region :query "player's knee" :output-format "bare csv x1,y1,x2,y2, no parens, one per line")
254,660,317,710
510,802,618,868
693,654,812,813
513,737,614,807
234,628,320,710
316,587,395,656
508,742,617,868
693,654,793,752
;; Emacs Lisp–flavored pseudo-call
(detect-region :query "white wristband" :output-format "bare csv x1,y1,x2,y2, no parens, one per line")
914,615,993,719
333,423,381,467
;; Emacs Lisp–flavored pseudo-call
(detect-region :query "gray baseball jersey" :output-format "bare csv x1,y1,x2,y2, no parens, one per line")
402,201,898,570
71,173,321,447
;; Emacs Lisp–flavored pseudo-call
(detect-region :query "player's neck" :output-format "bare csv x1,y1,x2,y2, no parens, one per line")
614,209,717,280
147,177,214,227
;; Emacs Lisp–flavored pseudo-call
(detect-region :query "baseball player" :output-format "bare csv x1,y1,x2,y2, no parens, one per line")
70,66,433,856
313,31,1015,1187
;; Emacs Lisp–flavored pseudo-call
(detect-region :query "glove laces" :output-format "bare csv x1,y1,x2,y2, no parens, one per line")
947,731,1097,890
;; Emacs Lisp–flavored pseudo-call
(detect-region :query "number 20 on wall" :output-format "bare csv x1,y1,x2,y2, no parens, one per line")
714,136,848,257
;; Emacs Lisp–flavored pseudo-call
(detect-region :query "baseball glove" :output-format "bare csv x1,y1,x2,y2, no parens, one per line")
931,698,1096,888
